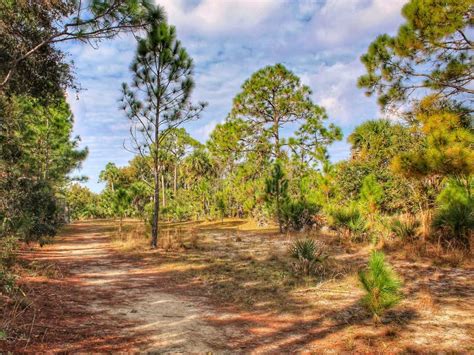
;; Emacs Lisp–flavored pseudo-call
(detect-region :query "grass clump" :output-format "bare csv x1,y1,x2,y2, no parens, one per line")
328,205,368,241
390,217,420,242
290,238,327,276
358,250,402,321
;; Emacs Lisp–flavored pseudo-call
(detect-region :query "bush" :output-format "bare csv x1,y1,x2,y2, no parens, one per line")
390,216,420,242
0,236,19,295
161,203,193,222
290,238,327,276
2,180,61,245
328,205,368,240
281,200,320,231
0,236,18,268
432,179,473,248
359,251,402,320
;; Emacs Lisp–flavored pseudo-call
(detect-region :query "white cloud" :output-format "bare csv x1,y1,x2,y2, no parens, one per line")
308,0,408,47
66,0,408,192
193,119,224,142
157,0,283,35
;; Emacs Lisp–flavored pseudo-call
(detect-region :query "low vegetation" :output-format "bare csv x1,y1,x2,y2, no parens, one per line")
290,238,328,276
359,251,402,321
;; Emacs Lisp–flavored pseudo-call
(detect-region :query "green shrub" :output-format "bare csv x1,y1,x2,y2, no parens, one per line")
359,251,402,320
0,236,19,295
161,204,192,222
328,205,368,240
290,238,327,275
281,200,320,231
390,217,420,241
432,179,473,248
0,236,18,268
0,268,17,295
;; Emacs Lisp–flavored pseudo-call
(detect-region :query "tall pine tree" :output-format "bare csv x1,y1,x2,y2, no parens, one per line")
120,22,206,248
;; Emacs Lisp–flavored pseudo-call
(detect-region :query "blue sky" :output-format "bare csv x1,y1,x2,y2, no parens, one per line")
67,0,407,192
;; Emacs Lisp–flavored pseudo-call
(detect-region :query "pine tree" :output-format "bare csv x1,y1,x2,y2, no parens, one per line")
265,161,289,233
230,63,340,160
359,251,402,321
120,22,206,248
358,0,473,109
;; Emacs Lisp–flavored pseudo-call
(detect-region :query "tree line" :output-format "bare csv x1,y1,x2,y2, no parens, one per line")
66,0,472,250
1,0,472,257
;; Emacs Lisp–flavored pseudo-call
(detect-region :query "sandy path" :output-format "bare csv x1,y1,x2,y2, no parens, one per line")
12,220,473,353
28,221,233,352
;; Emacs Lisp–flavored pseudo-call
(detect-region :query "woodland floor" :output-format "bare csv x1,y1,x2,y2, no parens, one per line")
1,219,473,353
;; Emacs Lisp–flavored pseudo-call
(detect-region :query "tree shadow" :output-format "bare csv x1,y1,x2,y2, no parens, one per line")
11,220,456,352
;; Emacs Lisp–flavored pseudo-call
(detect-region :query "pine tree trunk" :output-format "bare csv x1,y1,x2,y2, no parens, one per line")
151,170,160,248
151,99,160,248
173,165,177,196
161,174,166,207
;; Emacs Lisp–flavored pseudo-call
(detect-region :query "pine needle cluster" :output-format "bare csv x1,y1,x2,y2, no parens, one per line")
359,251,402,320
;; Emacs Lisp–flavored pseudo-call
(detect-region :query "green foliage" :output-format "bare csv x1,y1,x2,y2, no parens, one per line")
99,162,127,192
0,236,18,269
0,236,19,294
0,0,163,96
66,184,101,220
348,120,414,165
359,251,402,319
335,120,420,214
111,189,132,218
290,238,327,276
280,200,320,231
358,0,473,109
432,179,473,247
265,161,289,232
392,96,474,179
1,96,86,243
390,217,420,242
359,174,384,213
328,205,368,240
290,238,326,262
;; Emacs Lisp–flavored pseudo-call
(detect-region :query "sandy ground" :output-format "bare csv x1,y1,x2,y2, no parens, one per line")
12,222,237,352
3,220,474,352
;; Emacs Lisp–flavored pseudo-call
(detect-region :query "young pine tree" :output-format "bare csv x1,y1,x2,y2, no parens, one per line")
111,188,131,237
265,161,289,233
120,22,206,248
359,250,402,321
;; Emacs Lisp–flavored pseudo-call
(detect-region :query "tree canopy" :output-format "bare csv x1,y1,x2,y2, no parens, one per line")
358,0,473,110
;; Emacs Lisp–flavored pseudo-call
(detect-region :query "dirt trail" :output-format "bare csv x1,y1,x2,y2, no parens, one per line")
20,221,234,352
8,220,474,353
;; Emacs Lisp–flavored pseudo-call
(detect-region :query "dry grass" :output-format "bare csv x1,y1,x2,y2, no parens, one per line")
6,218,472,353
101,218,474,352
106,219,352,311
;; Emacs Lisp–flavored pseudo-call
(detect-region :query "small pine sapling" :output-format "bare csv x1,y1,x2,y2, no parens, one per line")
359,250,402,321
